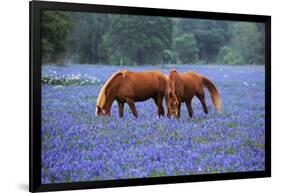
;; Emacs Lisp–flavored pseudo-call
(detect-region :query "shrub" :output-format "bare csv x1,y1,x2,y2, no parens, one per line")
216,46,243,65
42,73,100,86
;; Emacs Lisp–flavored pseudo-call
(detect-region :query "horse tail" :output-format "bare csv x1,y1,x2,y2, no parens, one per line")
201,76,221,112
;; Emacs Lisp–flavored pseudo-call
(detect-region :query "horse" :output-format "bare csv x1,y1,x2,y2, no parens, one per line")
96,70,167,118
166,70,221,119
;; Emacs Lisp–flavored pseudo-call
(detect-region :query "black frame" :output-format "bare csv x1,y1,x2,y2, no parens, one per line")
30,0,271,192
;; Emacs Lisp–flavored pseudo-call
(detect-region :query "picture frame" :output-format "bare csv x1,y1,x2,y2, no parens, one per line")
30,0,271,192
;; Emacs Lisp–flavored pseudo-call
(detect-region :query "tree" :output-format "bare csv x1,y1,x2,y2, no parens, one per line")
193,21,231,63
162,49,178,64
175,19,231,63
216,46,243,64
41,11,265,66
107,15,173,65
68,12,110,64
174,33,199,64
41,10,72,64
230,22,265,64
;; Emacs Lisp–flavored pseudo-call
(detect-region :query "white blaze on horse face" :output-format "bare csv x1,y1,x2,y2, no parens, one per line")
95,106,100,116
170,108,180,119
169,95,180,118
96,106,107,116
97,107,111,116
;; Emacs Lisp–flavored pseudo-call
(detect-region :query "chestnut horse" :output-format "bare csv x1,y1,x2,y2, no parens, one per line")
96,70,167,118
166,70,221,118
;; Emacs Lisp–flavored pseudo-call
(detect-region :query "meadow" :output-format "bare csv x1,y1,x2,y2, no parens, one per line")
41,64,265,183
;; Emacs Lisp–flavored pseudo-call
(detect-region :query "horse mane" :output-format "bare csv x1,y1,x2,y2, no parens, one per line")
96,70,127,109
169,70,179,91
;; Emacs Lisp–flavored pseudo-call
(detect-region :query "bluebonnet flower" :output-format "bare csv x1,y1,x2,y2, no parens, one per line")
41,64,265,183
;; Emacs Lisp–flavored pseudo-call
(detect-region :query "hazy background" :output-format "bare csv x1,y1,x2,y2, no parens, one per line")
40,10,266,183
41,10,265,66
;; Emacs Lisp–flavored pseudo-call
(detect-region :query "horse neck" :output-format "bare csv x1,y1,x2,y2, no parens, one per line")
103,95,115,112
103,82,118,112
171,73,181,93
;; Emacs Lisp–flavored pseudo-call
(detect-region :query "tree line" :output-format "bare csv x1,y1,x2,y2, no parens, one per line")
41,10,265,65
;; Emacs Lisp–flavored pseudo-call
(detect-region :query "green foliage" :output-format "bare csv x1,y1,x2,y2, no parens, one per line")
230,22,265,64
162,49,178,64
68,12,110,64
108,51,131,66
41,11,265,66
174,33,199,64
41,11,72,64
106,15,173,65
175,19,231,63
216,46,243,64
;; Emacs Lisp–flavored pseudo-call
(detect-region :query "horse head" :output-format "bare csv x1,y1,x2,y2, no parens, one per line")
167,70,181,119
167,91,180,119
95,105,111,116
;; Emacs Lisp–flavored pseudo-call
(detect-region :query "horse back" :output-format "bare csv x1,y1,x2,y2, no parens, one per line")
117,71,166,101
177,72,203,98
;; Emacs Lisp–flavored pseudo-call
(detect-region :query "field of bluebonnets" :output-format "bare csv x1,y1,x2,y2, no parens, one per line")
41,64,265,184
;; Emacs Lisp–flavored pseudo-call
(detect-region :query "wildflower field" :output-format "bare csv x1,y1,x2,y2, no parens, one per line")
41,64,265,183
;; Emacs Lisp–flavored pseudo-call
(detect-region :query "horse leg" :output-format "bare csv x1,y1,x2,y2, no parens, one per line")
117,101,124,118
126,98,138,118
185,99,193,118
196,92,208,114
165,97,171,118
178,102,182,118
154,95,165,117
158,95,165,117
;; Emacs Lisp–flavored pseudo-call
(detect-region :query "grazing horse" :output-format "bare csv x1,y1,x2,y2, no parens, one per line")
96,70,167,118
166,70,221,119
